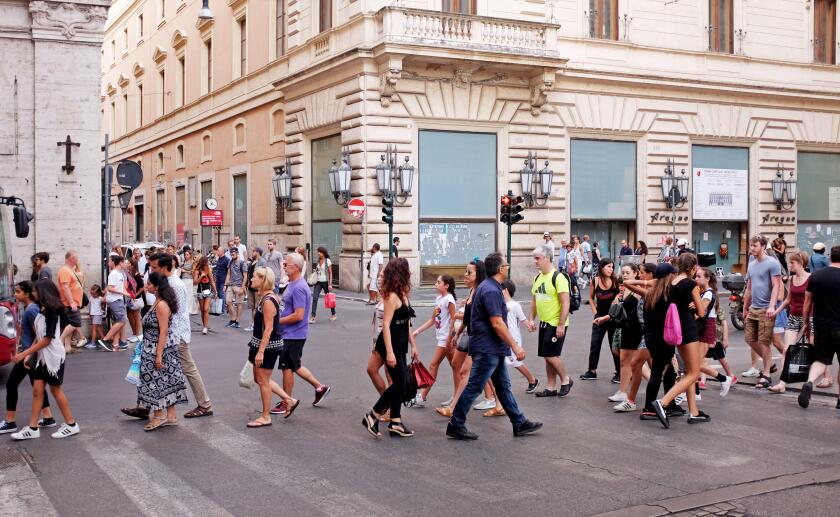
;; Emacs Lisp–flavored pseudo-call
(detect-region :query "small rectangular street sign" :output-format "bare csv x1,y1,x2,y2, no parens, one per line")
200,209,223,227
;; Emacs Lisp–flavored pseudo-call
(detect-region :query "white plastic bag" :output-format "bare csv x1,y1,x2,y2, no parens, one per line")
239,361,253,389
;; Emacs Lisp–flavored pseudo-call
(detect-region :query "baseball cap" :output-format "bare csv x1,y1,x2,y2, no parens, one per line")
677,238,688,247
229,248,238,254
813,242,826,252
654,263,676,278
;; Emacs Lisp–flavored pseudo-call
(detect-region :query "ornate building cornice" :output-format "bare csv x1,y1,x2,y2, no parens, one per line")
29,1,108,43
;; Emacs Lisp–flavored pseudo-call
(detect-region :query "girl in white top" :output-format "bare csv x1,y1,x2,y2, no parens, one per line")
694,268,735,397
411,275,458,406
501,281,538,389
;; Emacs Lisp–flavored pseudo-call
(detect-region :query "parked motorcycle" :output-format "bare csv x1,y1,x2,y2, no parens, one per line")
722,274,745,331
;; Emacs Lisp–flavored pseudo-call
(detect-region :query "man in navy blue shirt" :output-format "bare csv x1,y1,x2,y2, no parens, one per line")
213,245,230,309
447,252,543,440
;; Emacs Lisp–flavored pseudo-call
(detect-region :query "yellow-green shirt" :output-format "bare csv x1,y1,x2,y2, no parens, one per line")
531,269,570,327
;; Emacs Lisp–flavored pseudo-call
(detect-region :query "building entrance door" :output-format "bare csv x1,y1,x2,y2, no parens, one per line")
692,221,741,275
571,221,632,261
312,134,343,286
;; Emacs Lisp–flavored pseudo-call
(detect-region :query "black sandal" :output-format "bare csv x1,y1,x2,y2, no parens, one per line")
755,376,771,389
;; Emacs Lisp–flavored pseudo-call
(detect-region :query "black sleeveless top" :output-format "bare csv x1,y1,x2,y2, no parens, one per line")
249,294,283,349
463,300,473,336
594,278,620,316
375,301,415,357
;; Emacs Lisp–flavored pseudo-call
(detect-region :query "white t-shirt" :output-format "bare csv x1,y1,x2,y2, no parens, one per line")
105,269,126,303
505,300,527,347
702,289,716,318
89,296,104,316
581,241,592,262
434,293,456,343
544,240,556,260
370,251,383,280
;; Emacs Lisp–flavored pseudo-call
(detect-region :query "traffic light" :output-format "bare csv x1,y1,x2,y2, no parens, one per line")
382,196,394,225
510,195,525,225
500,195,512,224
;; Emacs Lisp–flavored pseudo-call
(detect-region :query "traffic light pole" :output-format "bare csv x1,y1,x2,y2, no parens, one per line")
387,203,393,260
382,195,394,259
506,189,513,273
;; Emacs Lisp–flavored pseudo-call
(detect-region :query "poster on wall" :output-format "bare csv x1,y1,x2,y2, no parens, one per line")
419,222,494,266
692,168,749,221
828,187,840,220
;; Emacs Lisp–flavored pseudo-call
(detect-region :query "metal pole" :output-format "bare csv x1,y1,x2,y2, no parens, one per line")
671,188,676,249
102,133,110,286
387,195,393,260
359,213,365,293
506,189,513,274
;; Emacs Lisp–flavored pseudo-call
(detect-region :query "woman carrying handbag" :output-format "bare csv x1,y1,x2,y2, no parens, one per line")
310,247,336,323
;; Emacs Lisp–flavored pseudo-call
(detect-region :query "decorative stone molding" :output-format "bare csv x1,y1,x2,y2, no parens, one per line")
29,1,108,41
529,71,554,117
152,46,168,64
453,68,473,89
133,62,145,77
379,68,402,108
171,29,187,50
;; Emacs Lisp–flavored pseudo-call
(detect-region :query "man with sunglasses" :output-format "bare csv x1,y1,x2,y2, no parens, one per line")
447,252,543,440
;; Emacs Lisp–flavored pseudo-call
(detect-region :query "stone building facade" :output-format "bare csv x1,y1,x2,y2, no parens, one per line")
102,0,840,290
0,0,109,282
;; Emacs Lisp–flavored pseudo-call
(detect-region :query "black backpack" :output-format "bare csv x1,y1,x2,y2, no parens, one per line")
534,270,580,314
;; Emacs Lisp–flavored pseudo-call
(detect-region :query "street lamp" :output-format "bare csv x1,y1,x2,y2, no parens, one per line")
660,158,688,244
519,151,553,207
771,163,797,210
375,144,415,203
198,0,214,20
272,158,292,209
328,147,352,206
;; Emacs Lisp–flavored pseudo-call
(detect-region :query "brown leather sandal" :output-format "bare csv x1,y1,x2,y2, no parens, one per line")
184,406,214,418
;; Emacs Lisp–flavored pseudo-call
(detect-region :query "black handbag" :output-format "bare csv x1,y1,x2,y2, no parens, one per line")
608,300,628,328
780,335,813,384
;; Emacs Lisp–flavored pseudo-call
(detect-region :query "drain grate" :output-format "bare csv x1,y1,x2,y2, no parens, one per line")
0,449,28,471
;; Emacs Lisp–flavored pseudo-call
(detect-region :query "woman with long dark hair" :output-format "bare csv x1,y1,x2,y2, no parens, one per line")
651,253,709,427
310,247,336,323
193,255,216,335
137,272,188,431
581,258,621,382
635,241,649,263
363,258,418,438
0,281,55,434
11,280,79,440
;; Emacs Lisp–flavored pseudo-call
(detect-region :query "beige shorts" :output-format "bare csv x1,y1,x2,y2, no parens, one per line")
226,286,246,304
744,307,774,345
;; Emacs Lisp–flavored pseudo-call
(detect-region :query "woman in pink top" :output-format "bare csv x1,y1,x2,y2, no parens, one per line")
769,252,811,393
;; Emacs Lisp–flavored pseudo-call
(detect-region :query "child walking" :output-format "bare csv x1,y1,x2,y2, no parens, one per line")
411,275,458,407
502,280,539,393
88,285,104,349
694,268,735,397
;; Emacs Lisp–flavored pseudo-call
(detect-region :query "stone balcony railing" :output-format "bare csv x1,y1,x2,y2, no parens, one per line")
378,7,560,57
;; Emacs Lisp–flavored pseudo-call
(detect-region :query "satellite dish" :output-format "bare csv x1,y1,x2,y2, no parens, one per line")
116,160,143,189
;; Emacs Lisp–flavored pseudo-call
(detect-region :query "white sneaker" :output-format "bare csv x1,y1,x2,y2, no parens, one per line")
695,393,702,401
472,398,496,411
127,335,140,343
741,367,761,378
674,393,687,405
613,400,637,412
51,422,80,439
608,391,627,402
440,397,452,407
202,327,208,335
720,376,734,397
412,394,425,408
11,426,40,440
73,338,88,348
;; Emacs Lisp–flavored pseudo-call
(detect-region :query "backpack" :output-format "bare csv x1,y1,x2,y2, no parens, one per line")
534,270,580,314
663,303,683,346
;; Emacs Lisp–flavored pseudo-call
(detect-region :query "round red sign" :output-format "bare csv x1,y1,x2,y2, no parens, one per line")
348,198,366,218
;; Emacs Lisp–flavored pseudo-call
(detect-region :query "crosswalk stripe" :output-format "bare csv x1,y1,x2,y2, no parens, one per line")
184,421,386,517
84,438,235,517
0,452,60,517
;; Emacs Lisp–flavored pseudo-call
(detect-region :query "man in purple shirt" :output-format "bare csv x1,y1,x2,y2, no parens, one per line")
270,252,331,415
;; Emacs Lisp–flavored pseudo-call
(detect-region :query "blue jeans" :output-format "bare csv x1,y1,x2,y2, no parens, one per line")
215,279,226,307
450,352,527,429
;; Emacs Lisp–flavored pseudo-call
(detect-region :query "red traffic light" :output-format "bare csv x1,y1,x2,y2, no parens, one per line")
500,195,512,206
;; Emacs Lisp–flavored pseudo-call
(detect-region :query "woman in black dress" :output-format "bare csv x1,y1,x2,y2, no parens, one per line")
582,258,621,381
362,258,418,438
652,253,707,428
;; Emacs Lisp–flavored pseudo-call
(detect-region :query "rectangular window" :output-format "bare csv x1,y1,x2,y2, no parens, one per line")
109,101,116,136
442,0,476,14
311,135,343,277
137,83,143,126
110,40,116,63
708,0,734,53
814,0,837,64
138,13,144,38
276,0,286,57
419,130,497,270
176,185,186,245
123,27,129,50
588,0,619,40
797,151,840,251
122,93,128,134
203,38,213,93
155,189,165,240
158,69,165,116
570,139,636,220
200,180,213,250
135,203,145,241
159,0,165,20
239,17,247,77
177,56,185,107
233,175,248,247
319,0,332,32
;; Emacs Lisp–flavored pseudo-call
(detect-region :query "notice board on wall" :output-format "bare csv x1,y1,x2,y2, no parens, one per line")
692,168,749,221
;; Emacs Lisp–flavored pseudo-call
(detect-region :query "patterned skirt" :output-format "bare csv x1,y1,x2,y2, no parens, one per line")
137,338,188,411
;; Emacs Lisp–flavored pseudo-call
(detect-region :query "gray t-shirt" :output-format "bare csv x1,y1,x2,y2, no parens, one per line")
228,259,247,287
38,266,53,281
746,255,782,309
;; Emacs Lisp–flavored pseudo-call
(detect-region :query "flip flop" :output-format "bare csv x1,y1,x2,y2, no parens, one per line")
246,420,272,428
143,418,167,431
284,399,301,419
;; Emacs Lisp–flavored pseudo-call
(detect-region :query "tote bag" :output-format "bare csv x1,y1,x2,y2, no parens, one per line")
780,335,812,384
324,292,336,309
663,303,683,346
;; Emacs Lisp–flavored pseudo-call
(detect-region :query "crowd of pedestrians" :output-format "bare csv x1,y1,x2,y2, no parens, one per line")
3,231,839,443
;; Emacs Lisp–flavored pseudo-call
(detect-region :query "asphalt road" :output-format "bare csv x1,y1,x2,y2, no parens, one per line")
1,296,838,517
